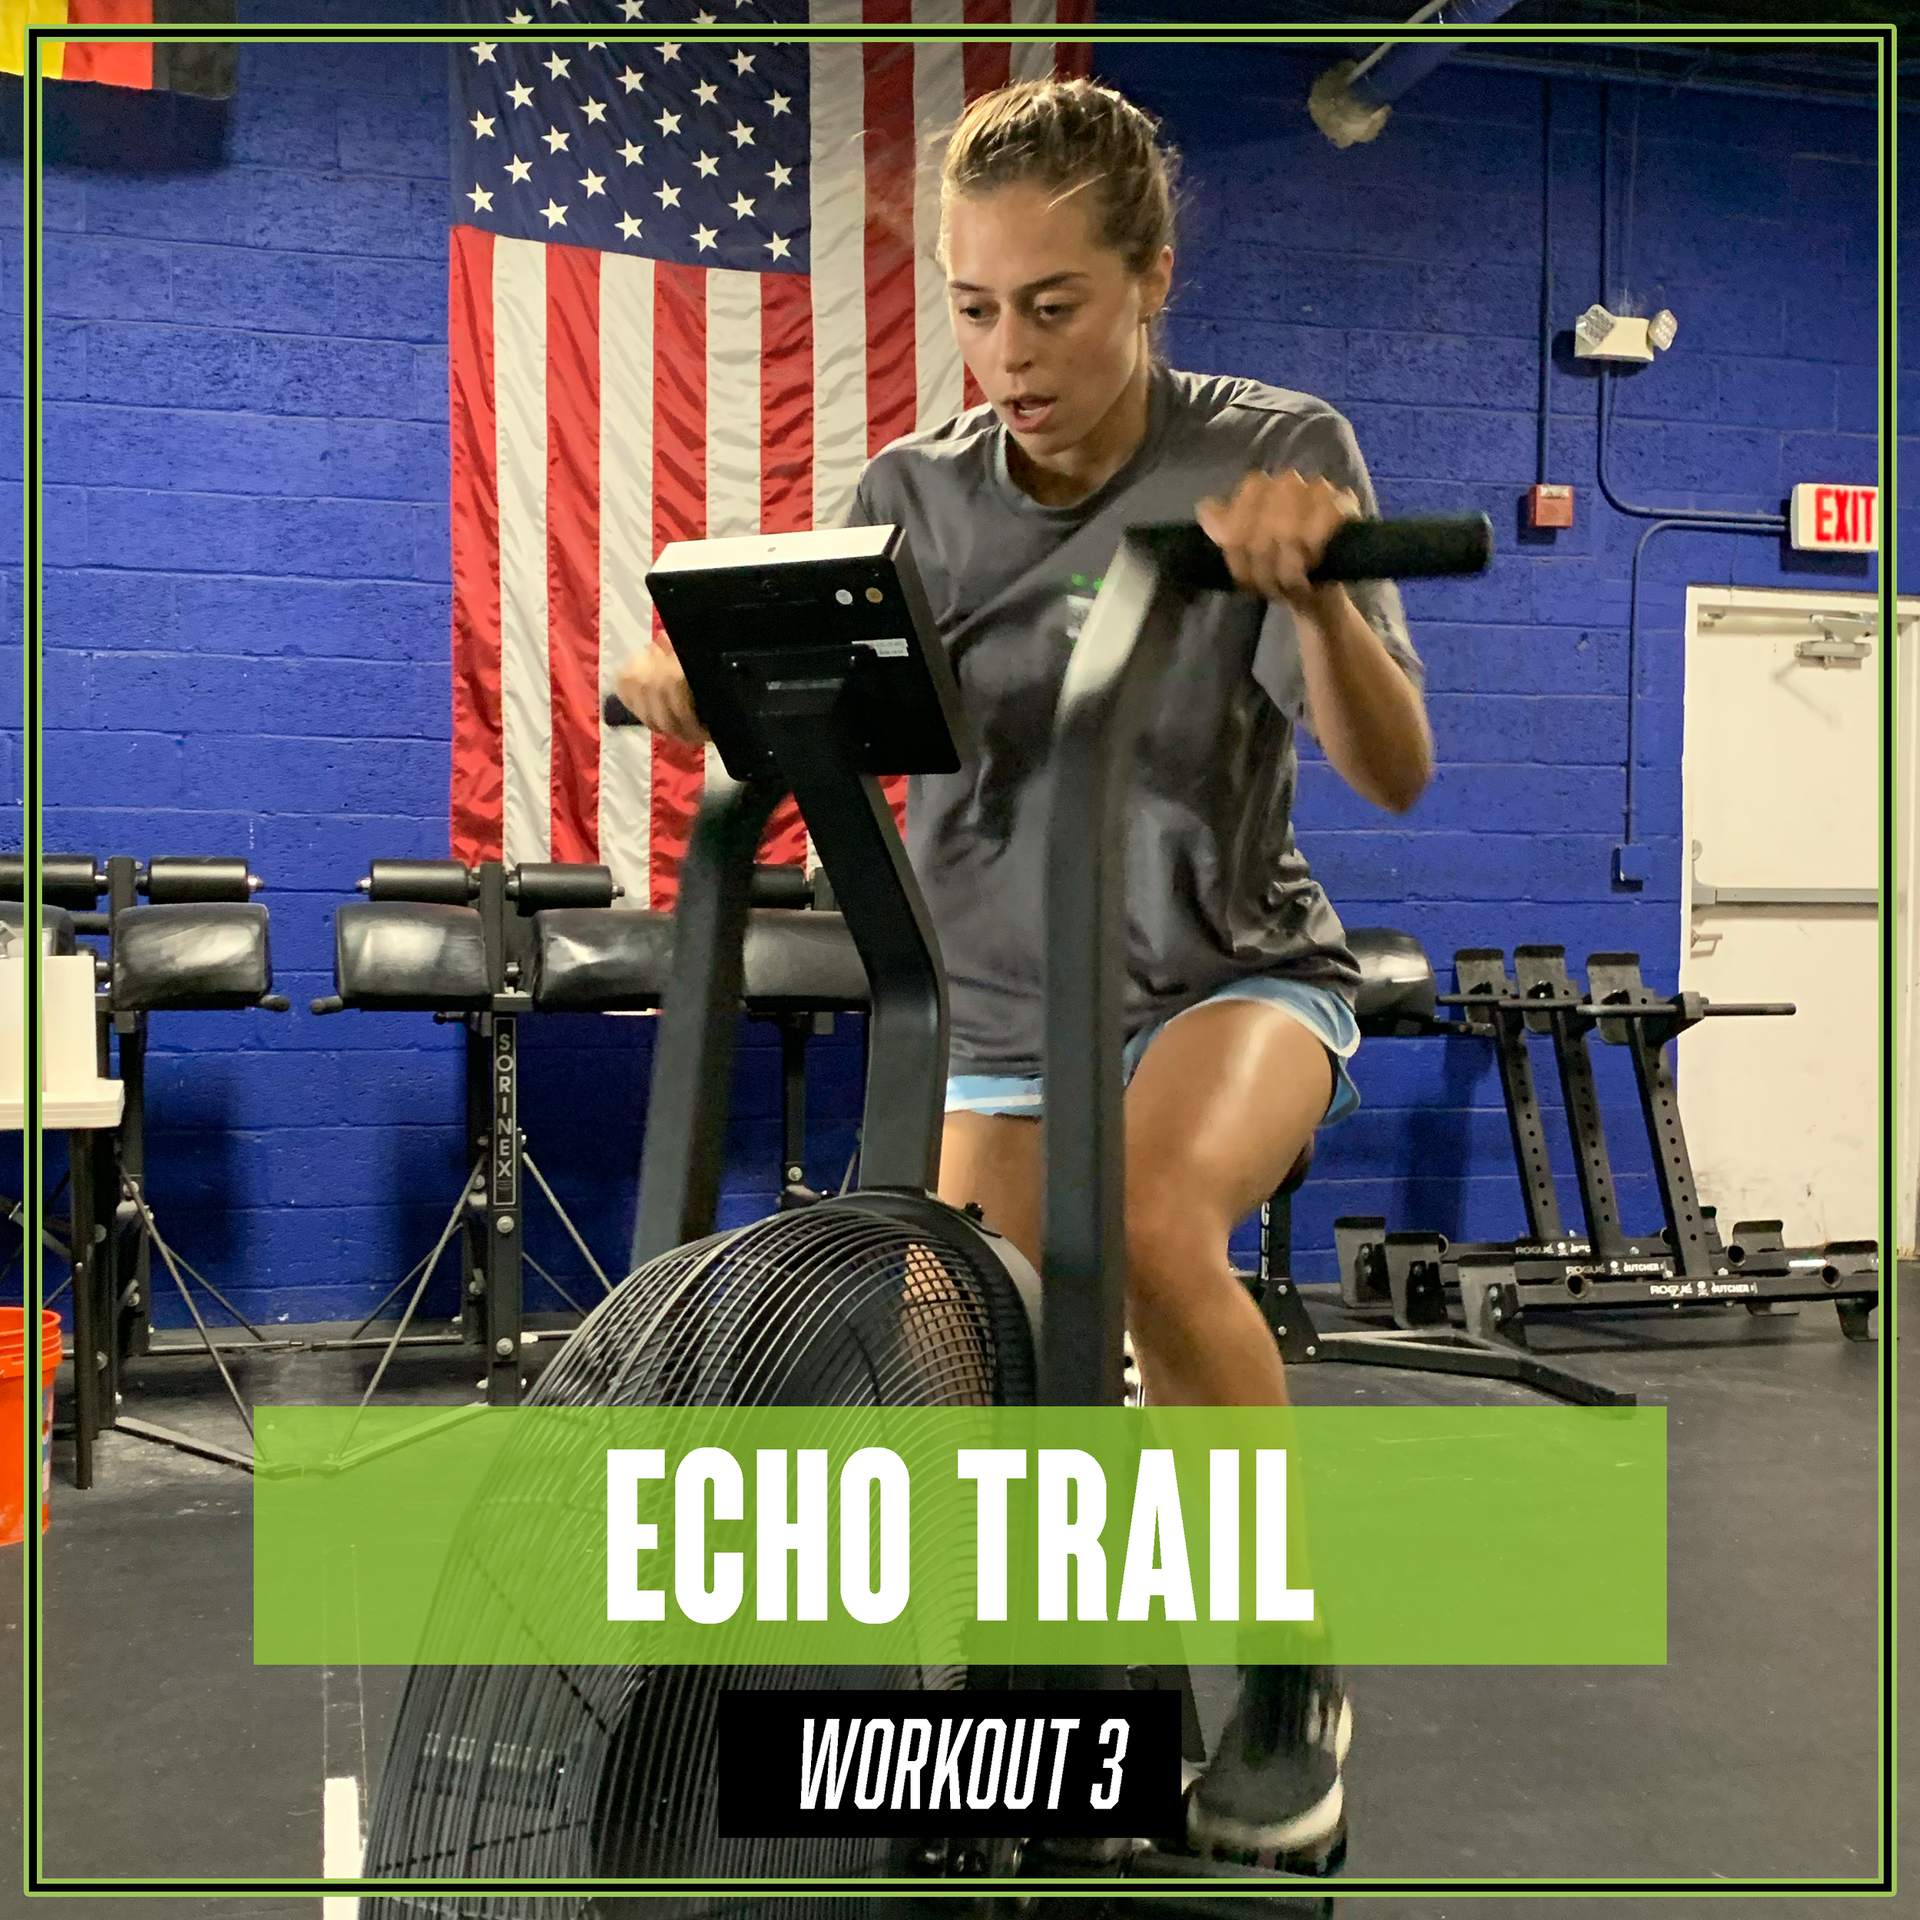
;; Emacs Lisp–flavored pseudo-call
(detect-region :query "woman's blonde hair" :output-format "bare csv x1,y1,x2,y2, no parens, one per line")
935,78,1182,302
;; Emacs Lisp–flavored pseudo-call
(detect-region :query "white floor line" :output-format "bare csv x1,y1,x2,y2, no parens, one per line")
322,1772,364,1920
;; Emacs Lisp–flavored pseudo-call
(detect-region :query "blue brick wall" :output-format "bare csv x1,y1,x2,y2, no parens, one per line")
1,20,1891,1324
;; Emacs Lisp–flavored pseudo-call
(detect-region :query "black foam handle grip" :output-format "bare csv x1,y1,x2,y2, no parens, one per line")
1313,512,1492,583
1154,512,1494,596
751,864,811,909
365,859,476,905
146,856,254,904
0,854,103,909
511,861,617,912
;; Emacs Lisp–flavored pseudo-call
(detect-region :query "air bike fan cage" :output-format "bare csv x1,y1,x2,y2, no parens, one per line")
358,514,1494,1914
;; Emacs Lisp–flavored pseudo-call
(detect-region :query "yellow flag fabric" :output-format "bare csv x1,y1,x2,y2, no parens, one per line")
2,2,76,82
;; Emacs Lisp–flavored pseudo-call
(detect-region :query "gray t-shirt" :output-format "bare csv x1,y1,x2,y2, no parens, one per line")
849,361,1422,1079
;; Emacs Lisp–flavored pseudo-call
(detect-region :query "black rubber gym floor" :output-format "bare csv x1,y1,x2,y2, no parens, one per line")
1,1275,1909,1920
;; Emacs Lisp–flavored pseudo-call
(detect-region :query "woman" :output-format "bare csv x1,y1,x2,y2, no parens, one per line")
617,78,1432,1875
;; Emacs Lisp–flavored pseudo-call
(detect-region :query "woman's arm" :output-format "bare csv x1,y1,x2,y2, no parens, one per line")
1196,467,1433,815
1291,580,1432,814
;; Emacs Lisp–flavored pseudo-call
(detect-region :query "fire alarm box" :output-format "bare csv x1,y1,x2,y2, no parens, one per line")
1528,484,1575,530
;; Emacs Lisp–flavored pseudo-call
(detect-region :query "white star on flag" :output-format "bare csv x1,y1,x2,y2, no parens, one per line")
469,111,496,138
540,199,567,227
468,184,494,211
693,224,718,250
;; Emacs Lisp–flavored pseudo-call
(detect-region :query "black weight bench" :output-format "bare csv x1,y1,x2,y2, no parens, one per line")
328,896,870,1018
1,854,289,1483
0,902,78,955
529,903,869,1015
318,858,870,1406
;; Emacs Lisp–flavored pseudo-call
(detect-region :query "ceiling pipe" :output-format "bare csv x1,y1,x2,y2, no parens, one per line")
1310,0,1524,147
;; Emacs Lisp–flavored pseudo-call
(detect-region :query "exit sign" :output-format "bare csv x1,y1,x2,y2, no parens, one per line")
1789,483,1878,551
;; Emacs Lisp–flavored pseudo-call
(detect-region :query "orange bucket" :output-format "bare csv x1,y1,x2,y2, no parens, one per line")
0,1309,63,1543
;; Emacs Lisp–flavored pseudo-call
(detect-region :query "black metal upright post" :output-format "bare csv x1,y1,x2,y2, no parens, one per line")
755,688,946,1199
1042,527,1211,1415
631,775,785,1266
1033,525,1237,1709
479,1010,523,1405
778,1015,810,1193
1585,954,1719,1281
1453,949,1568,1246
466,861,526,1403
1514,945,1633,1261
460,1017,489,1351
65,1127,98,1490
105,855,152,1363
88,1126,121,1451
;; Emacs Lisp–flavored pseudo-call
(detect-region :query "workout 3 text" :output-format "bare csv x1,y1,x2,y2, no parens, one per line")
715,1690,1185,1837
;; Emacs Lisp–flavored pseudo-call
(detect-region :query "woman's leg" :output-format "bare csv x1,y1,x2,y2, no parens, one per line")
1120,1000,1332,1408
938,1005,1329,1408
937,1110,1044,1261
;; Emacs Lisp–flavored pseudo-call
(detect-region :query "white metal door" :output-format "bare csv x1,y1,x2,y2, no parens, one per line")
1678,586,1893,1248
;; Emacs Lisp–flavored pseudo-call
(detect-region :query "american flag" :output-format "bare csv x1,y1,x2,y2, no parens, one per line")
448,0,1092,905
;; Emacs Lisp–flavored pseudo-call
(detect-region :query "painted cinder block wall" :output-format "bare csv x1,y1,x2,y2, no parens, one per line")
0,9,1892,1322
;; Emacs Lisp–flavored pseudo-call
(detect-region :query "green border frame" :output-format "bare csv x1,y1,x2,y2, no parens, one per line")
16,7,1898,1903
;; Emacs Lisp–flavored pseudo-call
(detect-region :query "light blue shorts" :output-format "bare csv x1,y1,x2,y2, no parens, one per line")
944,976,1362,1126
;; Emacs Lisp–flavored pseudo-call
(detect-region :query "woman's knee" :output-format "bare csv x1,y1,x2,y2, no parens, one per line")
1124,1174,1231,1318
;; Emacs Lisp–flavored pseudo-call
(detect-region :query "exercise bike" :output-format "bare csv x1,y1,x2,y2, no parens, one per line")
359,509,1490,1917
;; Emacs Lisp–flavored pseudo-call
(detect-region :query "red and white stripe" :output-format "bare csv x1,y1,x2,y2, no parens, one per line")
450,1,1093,904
